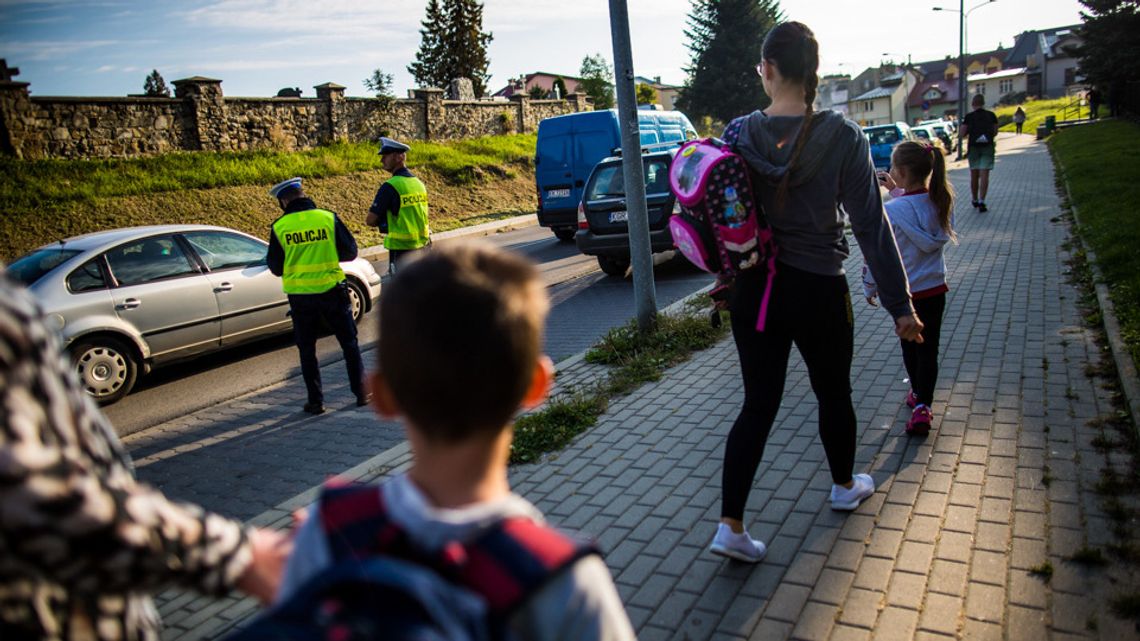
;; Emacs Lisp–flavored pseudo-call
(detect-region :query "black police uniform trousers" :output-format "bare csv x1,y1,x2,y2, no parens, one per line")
288,282,365,405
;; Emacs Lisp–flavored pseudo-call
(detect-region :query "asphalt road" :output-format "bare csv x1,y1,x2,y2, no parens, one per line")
104,225,713,437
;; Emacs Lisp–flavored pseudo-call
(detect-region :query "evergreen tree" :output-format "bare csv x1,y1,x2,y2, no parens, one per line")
579,54,615,109
676,0,783,124
1072,1,1140,98
441,0,493,98
408,0,448,88
364,69,395,98
528,85,548,99
143,69,170,97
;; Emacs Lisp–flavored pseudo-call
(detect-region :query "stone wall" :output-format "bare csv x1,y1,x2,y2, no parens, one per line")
0,76,592,160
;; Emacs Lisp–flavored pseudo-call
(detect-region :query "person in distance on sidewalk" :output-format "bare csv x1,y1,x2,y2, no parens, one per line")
865,141,956,437
267,177,369,414
710,21,923,563
960,93,998,212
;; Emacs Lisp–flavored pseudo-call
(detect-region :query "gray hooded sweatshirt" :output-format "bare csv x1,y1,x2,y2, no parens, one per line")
735,109,913,319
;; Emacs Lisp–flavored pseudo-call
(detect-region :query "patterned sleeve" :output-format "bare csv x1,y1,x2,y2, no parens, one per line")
0,276,252,596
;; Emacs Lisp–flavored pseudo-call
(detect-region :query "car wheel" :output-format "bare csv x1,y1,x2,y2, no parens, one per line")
597,255,630,277
554,227,577,242
345,278,366,325
71,336,138,405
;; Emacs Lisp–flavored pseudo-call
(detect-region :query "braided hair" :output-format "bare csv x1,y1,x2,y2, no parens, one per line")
761,21,820,209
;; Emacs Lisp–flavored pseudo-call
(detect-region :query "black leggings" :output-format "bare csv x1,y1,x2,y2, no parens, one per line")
901,293,945,407
721,263,858,521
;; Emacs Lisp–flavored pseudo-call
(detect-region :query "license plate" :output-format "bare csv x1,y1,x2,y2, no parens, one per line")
608,210,629,223
546,188,570,199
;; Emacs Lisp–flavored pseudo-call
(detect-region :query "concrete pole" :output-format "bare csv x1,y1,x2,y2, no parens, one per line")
957,0,966,159
608,0,657,331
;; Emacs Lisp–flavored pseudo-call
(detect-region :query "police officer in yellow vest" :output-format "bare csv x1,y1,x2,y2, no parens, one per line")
267,177,368,414
366,137,430,274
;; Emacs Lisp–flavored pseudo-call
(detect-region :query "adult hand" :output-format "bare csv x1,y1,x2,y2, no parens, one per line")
895,313,924,343
236,528,293,604
865,294,879,307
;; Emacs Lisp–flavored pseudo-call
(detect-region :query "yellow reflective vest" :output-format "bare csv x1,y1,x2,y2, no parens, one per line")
384,175,430,250
273,208,344,294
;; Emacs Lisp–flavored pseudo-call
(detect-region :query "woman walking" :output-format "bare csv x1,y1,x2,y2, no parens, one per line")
709,21,924,563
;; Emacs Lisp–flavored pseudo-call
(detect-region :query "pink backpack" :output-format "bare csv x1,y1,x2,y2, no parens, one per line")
668,116,778,331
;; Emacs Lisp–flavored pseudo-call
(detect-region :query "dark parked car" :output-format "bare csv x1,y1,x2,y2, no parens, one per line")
574,147,680,276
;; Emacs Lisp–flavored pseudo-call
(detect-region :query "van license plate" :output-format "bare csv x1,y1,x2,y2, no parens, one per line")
546,188,570,199
609,210,629,223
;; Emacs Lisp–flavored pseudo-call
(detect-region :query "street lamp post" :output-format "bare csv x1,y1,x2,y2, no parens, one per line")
933,0,996,159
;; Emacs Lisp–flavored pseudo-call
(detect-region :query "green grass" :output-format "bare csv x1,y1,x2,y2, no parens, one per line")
509,297,729,464
994,97,1073,133
0,133,537,212
1050,120,1140,376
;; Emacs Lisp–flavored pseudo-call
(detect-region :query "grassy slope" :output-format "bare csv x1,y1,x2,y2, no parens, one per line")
0,135,538,261
994,97,1076,133
1050,119,1140,371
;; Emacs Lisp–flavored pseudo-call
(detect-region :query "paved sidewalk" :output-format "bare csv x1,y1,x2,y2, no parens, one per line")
152,132,1138,640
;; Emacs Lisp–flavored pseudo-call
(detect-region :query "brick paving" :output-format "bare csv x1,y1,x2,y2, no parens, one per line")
149,132,1138,640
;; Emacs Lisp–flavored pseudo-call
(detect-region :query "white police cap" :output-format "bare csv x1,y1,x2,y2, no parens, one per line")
378,137,410,155
269,177,303,198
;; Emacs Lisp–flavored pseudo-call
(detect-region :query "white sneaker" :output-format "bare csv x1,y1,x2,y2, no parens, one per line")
709,523,767,563
830,473,875,511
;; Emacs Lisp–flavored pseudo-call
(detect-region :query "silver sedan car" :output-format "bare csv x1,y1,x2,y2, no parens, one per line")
7,224,382,405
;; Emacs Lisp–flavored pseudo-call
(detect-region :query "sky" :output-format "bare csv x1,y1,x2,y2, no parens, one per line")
0,0,1088,99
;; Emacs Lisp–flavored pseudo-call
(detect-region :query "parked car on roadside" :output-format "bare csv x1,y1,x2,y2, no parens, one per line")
6,224,382,404
574,145,680,276
912,123,954,153
862,122,917,170
911,125,951,155
536,109,696,242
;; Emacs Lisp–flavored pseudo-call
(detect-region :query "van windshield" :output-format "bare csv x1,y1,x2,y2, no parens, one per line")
587,158,672,200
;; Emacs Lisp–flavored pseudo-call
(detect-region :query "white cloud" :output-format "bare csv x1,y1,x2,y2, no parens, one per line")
178,0,418,39
96,64,115,72
0,39,120,60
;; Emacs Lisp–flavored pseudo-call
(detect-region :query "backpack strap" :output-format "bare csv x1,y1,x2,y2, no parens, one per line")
446,517,599,617
319,482,415,563
721,115,749,148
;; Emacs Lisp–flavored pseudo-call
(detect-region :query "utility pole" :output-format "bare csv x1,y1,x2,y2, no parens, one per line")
957,0,966,159
608,0,657,331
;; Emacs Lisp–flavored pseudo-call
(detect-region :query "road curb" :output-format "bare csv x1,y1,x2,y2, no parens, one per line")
360,213,540,261
1057,172,1140,438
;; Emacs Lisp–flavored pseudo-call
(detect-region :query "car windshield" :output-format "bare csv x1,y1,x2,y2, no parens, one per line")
587,158,672,200
866,129,900,146
6,248,82,285
914,129,931,139
932,126,946,135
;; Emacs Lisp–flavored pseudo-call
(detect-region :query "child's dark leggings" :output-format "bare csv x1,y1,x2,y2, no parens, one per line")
902,293,946,407
721,263,858,522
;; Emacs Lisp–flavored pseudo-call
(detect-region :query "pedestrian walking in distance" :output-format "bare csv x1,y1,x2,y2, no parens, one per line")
366,137,431,275
960,93,998,212
267,177,369,414
709,21,923,564
865,141,956,436
1013,106,1026,135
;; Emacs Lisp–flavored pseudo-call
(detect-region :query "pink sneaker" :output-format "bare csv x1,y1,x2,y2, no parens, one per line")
905,389,918,408
906,405,932,435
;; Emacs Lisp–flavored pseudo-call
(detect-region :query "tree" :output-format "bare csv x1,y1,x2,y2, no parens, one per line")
442,0,494,97
676,0,783,124
579,54,615,109
408,0,494,97
528,85,548,99
143,69,170,97
408,0,448,88
1072,0,1140,106
364,69,395,99
636,82,658,106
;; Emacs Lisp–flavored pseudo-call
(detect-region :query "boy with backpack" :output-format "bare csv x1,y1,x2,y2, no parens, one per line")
258,242,635,641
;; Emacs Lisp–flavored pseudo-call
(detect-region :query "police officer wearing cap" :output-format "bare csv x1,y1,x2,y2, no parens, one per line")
267,177,368,414
366,137,430,273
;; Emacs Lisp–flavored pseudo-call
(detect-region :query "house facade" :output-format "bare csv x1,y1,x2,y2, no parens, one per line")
1004,25,1084,98
967,67,1029,108
847,67,919,126
633,76,683,111
906,49,1008,121
493,72,583,99
815,73,850,116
